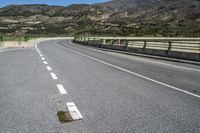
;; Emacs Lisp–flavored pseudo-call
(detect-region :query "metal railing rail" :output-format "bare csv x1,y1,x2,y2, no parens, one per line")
74,36,200,53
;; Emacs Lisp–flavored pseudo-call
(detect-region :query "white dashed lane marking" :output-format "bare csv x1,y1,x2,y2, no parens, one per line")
66,102,83,120
43,61,48,64
57,84,67,94
46,66,52,71
50,72,58,80
35,41,84,120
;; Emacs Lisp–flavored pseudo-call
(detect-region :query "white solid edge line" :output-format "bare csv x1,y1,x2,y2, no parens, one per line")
119,53,200,72
56,43,200,99
69,41,200,73
140,58,200,72
46,66,52,71
57,84,67,94
43,61,48,64
35,42,43,57
0,48,28,53
50,72,58,80
66,102,83,120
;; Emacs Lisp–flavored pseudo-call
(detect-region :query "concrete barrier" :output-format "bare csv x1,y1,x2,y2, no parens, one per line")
0,37,73,48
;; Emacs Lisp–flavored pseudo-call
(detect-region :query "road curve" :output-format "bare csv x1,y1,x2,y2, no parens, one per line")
0,39,200,133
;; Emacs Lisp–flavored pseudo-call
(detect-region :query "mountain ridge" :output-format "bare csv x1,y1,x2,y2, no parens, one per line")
0,0,200,37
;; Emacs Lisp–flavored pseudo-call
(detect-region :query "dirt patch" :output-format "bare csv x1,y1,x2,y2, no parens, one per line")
57,111,75,123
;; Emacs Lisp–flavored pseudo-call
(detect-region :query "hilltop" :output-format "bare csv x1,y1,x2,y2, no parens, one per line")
0,0,200,37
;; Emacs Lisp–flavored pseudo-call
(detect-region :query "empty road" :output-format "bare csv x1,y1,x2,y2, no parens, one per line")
0,39,200,133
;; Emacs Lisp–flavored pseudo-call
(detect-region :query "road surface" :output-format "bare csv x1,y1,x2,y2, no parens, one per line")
0,39,200,133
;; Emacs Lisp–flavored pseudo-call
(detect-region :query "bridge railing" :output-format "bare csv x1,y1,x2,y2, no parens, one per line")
74,36,200,54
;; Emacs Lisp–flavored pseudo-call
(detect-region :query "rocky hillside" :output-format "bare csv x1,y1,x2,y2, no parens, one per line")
96,0,160,12
0,0,200,37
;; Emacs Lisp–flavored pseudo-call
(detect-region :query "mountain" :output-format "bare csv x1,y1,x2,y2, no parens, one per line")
96,0,159,12
0,0,200,37
105,0,200,36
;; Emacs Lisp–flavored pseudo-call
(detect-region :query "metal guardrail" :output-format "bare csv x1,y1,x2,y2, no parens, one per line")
74,36,200,53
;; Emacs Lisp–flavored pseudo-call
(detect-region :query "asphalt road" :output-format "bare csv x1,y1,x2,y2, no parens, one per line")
0,39,200,133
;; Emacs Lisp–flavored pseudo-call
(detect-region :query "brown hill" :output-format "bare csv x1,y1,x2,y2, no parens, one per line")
0,0,200,37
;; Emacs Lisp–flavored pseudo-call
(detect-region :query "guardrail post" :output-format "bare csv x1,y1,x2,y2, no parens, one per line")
74,36,76,42
143,40,147,49
101,39,106,45
78,36,81,42
0,36,3,42
112,40,116,45
168,41,172,52
93,38,96,44
87,38,90,45
118,39,121,46
76,36,79,42
106,39,110,45
125,40,128,49
199,41,200,53
104,39,106,45
83,37,86,44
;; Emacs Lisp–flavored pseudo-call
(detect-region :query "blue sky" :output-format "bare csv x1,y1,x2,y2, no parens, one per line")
0,0,110,7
